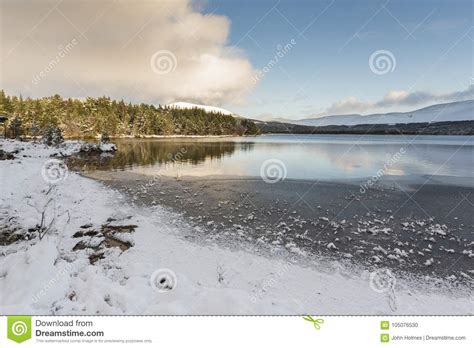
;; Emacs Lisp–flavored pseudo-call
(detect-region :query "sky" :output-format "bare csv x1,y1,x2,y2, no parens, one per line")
0,0,472,120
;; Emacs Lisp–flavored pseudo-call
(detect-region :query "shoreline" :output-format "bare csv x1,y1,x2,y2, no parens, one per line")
83,169,474,285
1,138,472,315
19,132,473,141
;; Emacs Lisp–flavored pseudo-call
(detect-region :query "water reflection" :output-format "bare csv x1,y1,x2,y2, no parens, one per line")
69,139,255,171
71,135,473,183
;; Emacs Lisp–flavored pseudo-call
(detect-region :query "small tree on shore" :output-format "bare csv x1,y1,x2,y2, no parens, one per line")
42,126,64,146
8,117,22,139
31,122,40,142
100,131,110,144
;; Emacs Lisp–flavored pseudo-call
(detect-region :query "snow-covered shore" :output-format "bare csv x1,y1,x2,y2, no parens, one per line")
0,139,472,314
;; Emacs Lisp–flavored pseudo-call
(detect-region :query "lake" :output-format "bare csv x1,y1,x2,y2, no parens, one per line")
84,134,474,184
79,134,474,277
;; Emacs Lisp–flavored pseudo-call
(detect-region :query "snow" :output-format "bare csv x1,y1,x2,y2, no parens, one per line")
98,142,117,152
167,102,235,116
276,100,473,126
0,139,472,315
424,258,434,266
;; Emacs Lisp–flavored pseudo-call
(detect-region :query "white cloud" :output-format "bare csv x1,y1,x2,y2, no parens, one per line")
375,86,474,108
324,96,372,115
306,85,474,119
0,0,256,106
381,90,409,104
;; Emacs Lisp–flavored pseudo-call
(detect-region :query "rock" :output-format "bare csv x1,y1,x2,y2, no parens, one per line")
0,149,15,160
89,253,105,265
79,142,117,154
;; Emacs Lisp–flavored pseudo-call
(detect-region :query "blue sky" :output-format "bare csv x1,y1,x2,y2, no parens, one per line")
204,0,473,119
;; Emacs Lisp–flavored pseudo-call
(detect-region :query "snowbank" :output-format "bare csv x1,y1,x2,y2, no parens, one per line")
79,142,117,153
0,139,471,314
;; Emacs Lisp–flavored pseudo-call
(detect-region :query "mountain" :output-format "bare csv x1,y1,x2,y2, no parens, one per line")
277,100,473,127
167,102,235,116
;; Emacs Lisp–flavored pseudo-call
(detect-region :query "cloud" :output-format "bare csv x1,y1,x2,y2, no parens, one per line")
324,96,372,115
0,0,256,105
309,85,473,118
375,86,474,108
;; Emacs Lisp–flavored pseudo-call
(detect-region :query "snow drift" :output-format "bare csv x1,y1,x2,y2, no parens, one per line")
0,139,471,315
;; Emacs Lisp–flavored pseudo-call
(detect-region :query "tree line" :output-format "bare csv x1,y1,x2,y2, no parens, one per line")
0,90,260,138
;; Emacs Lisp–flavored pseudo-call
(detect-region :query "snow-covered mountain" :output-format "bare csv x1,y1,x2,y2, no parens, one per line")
166,100,473,126
277,100,473,127
167,102,235,116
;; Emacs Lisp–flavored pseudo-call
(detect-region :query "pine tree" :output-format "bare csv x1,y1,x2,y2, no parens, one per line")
0,92,260,138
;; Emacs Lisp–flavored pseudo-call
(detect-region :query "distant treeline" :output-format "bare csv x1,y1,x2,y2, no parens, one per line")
257,120,474,135
0,91,260,138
